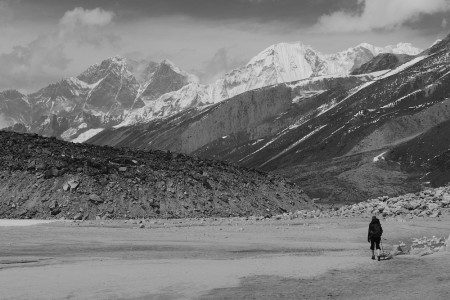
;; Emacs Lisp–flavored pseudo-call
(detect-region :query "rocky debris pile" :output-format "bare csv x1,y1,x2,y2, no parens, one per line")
288,186,450,219
391,235,450,257
408,235,449,256
0,131,314,220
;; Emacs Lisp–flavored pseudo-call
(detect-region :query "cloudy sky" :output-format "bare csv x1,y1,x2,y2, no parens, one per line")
0,0,449,92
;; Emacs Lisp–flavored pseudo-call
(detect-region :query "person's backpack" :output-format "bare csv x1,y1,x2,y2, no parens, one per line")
371,223,383,237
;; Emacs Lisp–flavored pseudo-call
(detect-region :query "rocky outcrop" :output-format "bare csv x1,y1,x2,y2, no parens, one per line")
0,131,314,220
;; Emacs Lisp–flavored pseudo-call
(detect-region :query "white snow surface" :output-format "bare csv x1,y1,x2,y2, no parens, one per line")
378,56,427,79
373,151,387,162
71,128,105,143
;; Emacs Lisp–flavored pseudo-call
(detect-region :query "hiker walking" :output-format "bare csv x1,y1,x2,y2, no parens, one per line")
368,216,383,261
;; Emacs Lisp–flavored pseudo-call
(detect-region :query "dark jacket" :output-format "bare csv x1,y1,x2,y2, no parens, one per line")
368,218,383,242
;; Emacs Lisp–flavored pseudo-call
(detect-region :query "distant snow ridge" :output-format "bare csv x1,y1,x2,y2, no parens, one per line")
0,41,424,141
207,42,423,103
112,41,422,127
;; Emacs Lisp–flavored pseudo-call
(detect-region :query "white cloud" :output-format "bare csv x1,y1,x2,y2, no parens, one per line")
0,7,117,92
314,0,450,32
195,47,248,83
442,18,448,28
59,7,115,36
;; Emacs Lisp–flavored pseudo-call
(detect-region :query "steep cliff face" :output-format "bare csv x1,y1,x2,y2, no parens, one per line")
180,85,292,153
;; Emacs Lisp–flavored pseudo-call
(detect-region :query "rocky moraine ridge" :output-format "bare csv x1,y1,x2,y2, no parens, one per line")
0,131,314,220
292,186,450,219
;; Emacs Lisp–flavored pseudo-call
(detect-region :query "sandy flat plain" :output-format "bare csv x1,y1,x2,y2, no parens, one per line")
1,216,449,300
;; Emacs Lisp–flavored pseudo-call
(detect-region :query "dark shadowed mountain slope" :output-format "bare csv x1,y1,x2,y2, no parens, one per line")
350,53,413,75
0,131,313,219
385,119,450,187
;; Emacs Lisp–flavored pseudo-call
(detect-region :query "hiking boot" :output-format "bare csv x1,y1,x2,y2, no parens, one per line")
371,255,375,260
378,256,380,261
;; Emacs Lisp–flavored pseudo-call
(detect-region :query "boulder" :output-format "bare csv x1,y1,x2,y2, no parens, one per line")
72,212,83,220
430,210,441,218
427,203,440,211
67,180,80,190
392,244,404,256
409,200,422,210
48,200,59,210
442,195,450,206
89,194,104,204
45,167,60,178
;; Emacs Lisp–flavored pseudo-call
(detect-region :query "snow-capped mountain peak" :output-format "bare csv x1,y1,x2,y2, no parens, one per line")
139,59,199,102
206,41,424,103
246,42,314,65
158,59,199,83
0,37,427,144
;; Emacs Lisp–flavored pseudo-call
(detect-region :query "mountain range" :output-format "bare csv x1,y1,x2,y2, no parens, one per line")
5,35,450,204
0,41,420,142
87,36,450,203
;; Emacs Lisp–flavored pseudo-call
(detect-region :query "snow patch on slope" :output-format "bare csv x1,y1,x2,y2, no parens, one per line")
379,56,427,79
71,128,105,143
373,151,387,162
259,125,327,168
